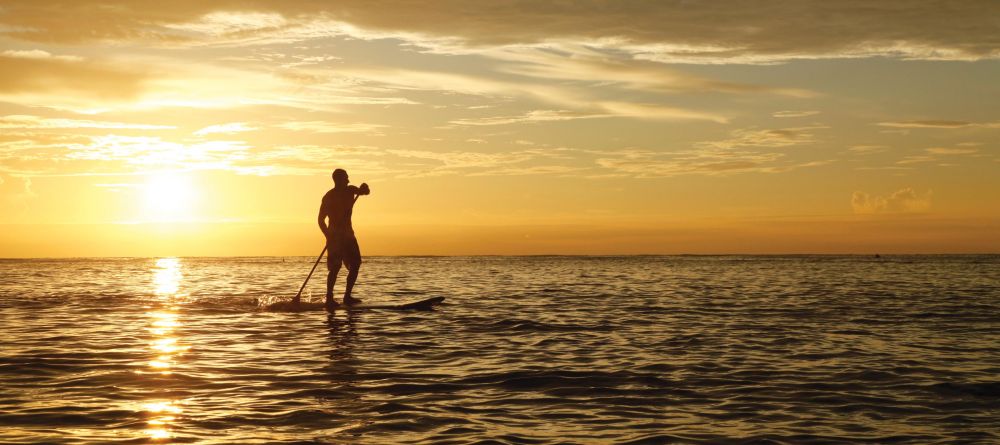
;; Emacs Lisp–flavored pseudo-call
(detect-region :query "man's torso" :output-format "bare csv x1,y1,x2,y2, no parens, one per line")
322,186,356,237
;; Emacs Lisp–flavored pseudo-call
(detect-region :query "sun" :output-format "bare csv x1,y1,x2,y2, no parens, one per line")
142,172,197,222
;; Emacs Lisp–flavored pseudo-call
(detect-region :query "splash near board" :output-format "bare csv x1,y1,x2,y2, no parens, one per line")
266,296,444,312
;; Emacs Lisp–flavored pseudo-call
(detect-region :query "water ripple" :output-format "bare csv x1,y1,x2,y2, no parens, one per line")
1,255,998,443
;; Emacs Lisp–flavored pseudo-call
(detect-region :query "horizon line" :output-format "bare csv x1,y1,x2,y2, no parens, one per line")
3,253,998,260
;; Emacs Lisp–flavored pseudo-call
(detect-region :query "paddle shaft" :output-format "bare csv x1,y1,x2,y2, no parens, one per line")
293,191,364,301
294,246,326,302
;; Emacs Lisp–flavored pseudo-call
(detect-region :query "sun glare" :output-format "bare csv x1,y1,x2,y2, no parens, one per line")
143,173,196,222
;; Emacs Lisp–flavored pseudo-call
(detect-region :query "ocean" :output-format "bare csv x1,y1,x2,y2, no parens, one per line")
1,255,998,444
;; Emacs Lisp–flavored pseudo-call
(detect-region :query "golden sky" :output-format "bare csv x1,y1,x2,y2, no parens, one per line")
1,1,998,256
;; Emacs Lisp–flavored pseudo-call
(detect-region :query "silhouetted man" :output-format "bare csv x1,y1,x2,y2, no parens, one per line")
318,168,369,311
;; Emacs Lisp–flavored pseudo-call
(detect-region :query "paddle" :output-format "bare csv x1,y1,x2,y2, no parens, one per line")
292,246,327,304
292,188,366,304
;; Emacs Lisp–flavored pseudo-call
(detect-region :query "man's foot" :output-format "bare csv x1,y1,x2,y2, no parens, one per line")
324,296,340,312
343,295,363,306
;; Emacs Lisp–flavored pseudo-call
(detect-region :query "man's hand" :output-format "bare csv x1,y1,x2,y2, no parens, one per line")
359,183,370,195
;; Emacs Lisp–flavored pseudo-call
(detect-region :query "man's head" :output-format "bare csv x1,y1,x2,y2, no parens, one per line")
332,168,349,187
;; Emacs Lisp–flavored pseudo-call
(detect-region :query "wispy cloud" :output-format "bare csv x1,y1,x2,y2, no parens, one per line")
163,11,288,37
925,147,979,155
1,49,82,62
695,126,825,150
847,145,888,154
388,149,537,170
482,44,817,97
235,144,390,176
265,54,341,69
593,149,829,178
0,115,174,130
450,110,601,126
896,154,937,165
877,120,1000,129
894,144,982,165
4,2,995,63
275,121,385,134
773,110,821,118
0,54,147,111
65,135,250,169
194,122,257,136
597,101,728,123
0,133,571,179
468,165,584,177
334,67,728,123
236,145,574,178
590,125,830,177
3,132,261,177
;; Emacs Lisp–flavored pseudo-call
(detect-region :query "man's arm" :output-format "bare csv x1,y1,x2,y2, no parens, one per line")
317,203,328,235
345,184,370,197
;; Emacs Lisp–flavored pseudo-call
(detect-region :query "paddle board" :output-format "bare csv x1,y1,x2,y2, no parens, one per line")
266,296,444,312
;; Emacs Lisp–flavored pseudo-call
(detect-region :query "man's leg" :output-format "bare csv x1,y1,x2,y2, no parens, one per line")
343,261,361,305
326,251,343,311
326,266,340,297
342,237,362,305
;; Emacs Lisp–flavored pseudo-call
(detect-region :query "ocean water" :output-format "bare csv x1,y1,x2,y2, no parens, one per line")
0,255,998,444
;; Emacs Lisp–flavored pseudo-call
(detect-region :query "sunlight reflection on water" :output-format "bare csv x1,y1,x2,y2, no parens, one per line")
143,258,186,441
153,258,182,296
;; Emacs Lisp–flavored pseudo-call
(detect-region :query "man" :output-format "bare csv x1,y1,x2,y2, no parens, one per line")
318,168,369,311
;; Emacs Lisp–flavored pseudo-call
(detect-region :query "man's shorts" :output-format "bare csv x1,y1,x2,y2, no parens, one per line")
327,232,361,270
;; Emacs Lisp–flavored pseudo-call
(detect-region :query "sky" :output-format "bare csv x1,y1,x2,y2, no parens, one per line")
1,1,998,256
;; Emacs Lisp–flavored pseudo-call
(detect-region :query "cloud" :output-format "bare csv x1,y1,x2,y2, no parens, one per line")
695,126,825,150
388,149,536,170
0,50,420,114
450,110,601,126
251,53,341,69
895,155,936,165
773,110,821,118
236,145,572,177
0,6,815,123
2,2,996,62
590,125,830,177
235,144,390,176
1,49,82,62
592,148,828,178
468,165,583,177
893,144,981,165
848,145,887,154
163,11,288,37
194,122,257,136
0,55,147,101
852,188,932,214
0,130,565,178
483,44,817,96
0,115,174,130
596,101,728,123
334,67,727,123
877,120,1000,129
64,135,251,170
275,121,385,134
925,147,979,155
